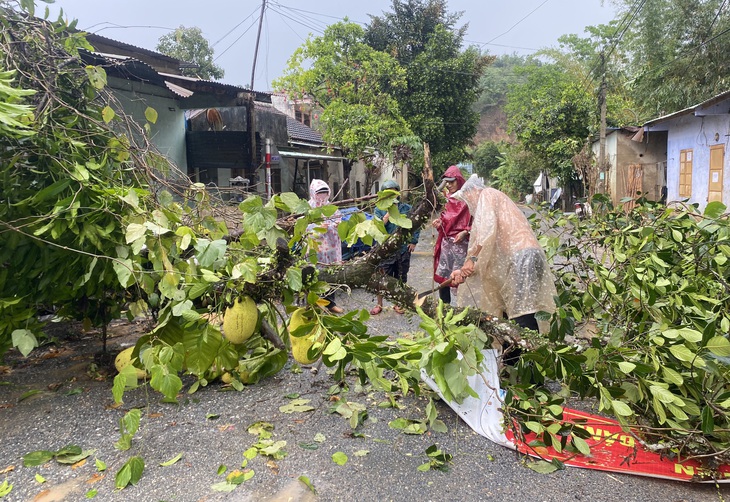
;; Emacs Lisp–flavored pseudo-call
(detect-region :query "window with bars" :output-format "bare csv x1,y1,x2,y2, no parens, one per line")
679,149,693,197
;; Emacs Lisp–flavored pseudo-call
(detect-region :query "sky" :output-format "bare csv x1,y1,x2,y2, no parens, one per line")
45,0,619,90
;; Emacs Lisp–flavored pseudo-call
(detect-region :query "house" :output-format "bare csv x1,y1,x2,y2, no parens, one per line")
81,34,278,198
591,126,668,208
271,93,403,200
642,90,730,211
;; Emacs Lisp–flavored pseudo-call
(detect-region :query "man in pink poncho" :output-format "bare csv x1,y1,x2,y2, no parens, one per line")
449,175,556,333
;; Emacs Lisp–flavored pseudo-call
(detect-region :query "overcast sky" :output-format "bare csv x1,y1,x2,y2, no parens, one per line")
47,0,618,89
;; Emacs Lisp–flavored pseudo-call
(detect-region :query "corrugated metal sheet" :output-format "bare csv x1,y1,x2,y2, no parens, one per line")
278,150,343,161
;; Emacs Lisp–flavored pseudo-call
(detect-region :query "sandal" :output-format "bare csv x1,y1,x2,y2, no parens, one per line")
329,306,344,314
393,306,405,314
370,305,383,315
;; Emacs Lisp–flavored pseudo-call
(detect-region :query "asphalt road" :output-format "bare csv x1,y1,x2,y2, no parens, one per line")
1,228,729,501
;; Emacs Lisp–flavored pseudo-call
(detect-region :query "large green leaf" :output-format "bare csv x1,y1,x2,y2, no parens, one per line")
115,456,145,489
183,324,223,375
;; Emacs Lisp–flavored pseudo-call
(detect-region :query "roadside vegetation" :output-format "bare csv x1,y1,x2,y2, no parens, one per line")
2,0,730,494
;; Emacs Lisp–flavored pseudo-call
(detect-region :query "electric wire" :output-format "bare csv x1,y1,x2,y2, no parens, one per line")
582,0,646,89
267,4,326,35
213,13,262,62
680,0,729,75
211,5,261,48
479,0,550,49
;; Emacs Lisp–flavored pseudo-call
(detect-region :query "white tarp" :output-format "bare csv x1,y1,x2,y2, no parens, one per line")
421,349,513,449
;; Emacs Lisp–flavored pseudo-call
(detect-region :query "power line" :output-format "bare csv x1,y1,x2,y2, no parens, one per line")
268,4,325,36
213,13,262,62
680,0,729,74
479,0,550,49
582,0,646,88
89,22,176,35
211,5,261,48
269,2,332,32
270,1,368,26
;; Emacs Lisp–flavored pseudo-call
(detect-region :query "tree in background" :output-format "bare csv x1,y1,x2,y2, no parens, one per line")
365,0,491,173
505,63,592,185
489,144,542,201
273,21,412,190
473,54,530,117
615,0,730,116
472,140,504,181
157,26,224,81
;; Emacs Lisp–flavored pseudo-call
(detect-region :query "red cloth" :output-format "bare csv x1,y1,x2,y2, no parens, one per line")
434,166,471,283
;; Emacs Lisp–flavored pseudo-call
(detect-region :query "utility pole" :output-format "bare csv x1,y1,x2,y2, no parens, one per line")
250,0,266,91
598,51,607,195
248,0,266,190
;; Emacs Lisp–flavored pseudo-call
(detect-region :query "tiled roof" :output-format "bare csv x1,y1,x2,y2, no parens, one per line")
286,116,323,144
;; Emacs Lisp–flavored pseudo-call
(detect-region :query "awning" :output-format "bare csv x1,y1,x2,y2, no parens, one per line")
533,172,544,193
277,150,344,161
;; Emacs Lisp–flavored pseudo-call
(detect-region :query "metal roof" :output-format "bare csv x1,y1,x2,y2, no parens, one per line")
278,150,343,161
644,89,730,127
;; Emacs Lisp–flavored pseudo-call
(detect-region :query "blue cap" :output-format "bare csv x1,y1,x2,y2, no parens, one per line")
382,180,400,191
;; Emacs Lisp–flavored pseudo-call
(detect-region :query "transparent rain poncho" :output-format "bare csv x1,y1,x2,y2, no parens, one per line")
453,175,556,330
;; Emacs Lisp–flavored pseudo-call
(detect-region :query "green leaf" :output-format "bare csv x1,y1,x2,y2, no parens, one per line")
706,336,730,357
611,400,633,417
617,361,636,374
298,475,317,494
662,366,684,386
211,481,238,492
35,473,46,483
571,436,591,456
85,489,98,498
23,450,54,467
279,399,315,414
18,389,43,401
11,329,38,357
285,267,303,291
56,449,94,465
669,344,695,362
113,259,135,288
125,223,146,244
526,459,560,474
649,385,676,404
704,201,726,218
95,458,107,471
160,453,183,466
332,452,348,465
144,106,158,124
115,456,144,489
701,406,715,435
84,65,107,89
101,106,115,123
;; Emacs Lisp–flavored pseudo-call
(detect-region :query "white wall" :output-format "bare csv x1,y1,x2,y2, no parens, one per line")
663,113,730,210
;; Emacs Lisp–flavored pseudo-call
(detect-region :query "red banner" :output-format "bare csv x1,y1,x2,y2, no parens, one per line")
505,408,730,483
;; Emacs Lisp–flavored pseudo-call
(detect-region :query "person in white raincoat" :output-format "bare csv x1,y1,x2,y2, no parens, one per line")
449,175,556,333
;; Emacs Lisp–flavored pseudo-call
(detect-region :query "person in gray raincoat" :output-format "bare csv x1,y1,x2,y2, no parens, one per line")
449,175,556,333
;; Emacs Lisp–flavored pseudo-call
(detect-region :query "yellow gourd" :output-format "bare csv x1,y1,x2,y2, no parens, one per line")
288,308,324,364
222,296,258,344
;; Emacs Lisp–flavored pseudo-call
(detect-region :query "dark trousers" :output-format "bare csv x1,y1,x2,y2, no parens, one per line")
439,286,451,304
